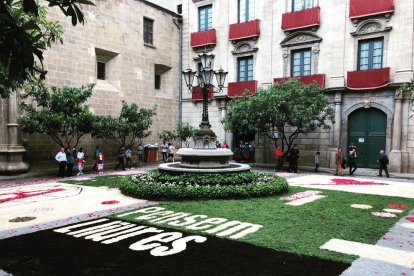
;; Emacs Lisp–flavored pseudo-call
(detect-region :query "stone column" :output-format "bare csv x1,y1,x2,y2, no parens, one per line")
389,91,403,173
328,92,342,168
0,92,29,174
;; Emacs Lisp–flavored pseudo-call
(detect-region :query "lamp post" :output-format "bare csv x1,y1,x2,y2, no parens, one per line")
182,51,227,149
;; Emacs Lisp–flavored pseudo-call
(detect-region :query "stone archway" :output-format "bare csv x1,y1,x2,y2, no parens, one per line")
346,107,388,168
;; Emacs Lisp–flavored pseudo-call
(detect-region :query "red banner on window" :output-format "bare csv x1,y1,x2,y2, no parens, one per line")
229,19,260,41
347,68,390,90
227,80,258,98
350,0,394,19
273,74,326,87
190,29,217,48
281,7,320,31
192,85,214,101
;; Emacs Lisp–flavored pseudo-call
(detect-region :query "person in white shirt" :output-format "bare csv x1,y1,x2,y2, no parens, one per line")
55,147,67,178
168,143,175,162
76,148,85,175
161,141,168,162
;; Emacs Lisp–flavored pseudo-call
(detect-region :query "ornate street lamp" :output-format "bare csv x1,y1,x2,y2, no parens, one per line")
182,51,228,149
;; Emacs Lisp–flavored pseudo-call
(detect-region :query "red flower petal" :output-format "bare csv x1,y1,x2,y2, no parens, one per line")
388,204,409,209
101,200,120,205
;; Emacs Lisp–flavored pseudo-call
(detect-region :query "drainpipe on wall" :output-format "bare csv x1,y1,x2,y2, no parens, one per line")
173,17,183,130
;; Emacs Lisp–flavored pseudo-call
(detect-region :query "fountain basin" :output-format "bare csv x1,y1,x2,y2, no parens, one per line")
177,148,234,168
159,162,251,174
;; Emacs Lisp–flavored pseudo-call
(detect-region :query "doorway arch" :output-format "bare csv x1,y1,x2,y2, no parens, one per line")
347,108,387,168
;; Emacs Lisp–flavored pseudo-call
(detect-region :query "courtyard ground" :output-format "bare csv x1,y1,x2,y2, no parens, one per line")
0,165,414,275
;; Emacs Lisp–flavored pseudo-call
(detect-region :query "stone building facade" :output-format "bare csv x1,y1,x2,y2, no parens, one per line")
179,0,414,173
0,0,181,173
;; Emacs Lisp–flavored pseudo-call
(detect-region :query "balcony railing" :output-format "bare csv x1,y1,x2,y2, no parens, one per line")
229,19,260,41
273,74,326,87
350,0,394,19
281,7,320,32
227,80,258,98
190,29,217,48
192,85,214,101
347,68,390,90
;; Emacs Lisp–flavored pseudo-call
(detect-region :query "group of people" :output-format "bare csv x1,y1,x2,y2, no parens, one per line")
273,143,390,177
215,140,229,149
55,146,104,178
160,141,175,163
274,144,300,173
333,144,389,177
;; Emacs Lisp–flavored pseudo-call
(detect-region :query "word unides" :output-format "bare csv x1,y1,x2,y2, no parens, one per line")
117,207,263,239
54,219,206,257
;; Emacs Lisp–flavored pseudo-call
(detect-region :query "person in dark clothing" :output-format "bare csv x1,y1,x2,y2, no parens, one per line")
115,146,126,171
348,144,357,175
92,145,100,173
289,144,300,173
65,148,74,177
378,150,390,178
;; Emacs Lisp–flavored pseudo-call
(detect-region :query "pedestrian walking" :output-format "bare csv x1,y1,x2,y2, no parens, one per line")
161,141,168,162
334,147,344,176
289,145,300,173
274,146,283,172
65,148,74,177
378,150,390,178
314,152,320,173
55,147,67,178
92,145,100,173
115,146,126,171
137,144,144,162
125,146,133,168
168,143,175,162
76,148,85,175
348,144,357,175
97,151,105,174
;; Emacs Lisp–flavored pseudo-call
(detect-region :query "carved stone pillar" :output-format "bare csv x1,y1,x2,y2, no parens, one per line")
0,92,29,174
328,92,342,168
389,91,403,173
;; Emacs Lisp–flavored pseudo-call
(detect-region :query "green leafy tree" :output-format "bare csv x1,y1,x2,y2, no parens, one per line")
19,83,96,148
92,101,156,148
0,0,94,98
158,130,178,143
177,123,196,148
222,79,335,156
400,78,414,117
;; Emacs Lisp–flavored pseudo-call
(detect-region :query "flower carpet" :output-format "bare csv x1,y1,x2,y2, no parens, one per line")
1,172,414,275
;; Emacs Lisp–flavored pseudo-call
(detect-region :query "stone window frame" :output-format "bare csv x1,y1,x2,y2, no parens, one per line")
285,0,319,13
143,17,154,46
351,19,391,71
280,31,322,77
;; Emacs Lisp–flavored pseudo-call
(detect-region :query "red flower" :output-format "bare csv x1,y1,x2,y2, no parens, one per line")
405,217,414,222
101,200,120,205
388,204,409,209
331,178,386,185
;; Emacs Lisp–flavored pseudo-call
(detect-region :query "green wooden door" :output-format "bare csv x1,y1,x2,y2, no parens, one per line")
348,108,387,169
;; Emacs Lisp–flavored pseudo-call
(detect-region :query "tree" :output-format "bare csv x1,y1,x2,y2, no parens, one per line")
399,78,414,117
222,79,335,156
158,130,177,143
0,0,94,98
19,83,96,149
92,101,156,148
176,123,196,148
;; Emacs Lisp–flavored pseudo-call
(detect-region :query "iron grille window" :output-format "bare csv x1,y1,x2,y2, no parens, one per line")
97,62,106,80
238,56,254,82
144,18,154,45
155,74,161,89
291,49,311,77
292,0,313,12
238,0,255,23
358,38,384,71
199,5,212,31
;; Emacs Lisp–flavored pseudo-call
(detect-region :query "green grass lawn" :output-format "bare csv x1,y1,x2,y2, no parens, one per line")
112,186,414,263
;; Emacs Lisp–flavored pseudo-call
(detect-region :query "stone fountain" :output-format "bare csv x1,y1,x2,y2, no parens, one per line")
159,52,250,174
